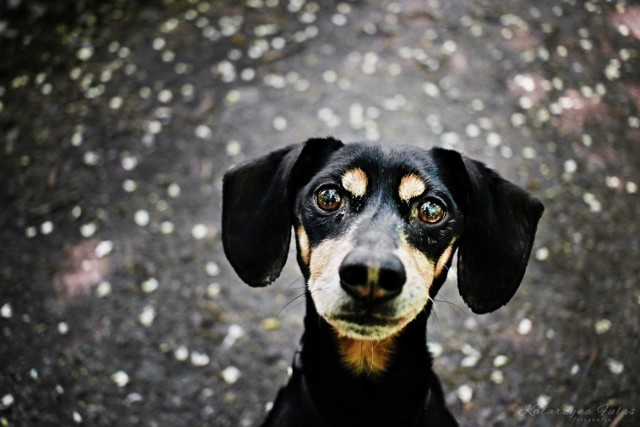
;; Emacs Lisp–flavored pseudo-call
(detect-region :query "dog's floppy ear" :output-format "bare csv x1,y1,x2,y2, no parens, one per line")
222,138,343,287
436,150,544,314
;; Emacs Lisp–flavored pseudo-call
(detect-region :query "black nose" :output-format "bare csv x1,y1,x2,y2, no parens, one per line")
339,250,406,304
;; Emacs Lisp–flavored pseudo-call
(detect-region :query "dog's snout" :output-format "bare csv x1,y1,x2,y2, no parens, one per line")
339,250,406,303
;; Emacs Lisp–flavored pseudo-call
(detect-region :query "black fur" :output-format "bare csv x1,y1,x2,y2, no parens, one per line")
222,138,544,426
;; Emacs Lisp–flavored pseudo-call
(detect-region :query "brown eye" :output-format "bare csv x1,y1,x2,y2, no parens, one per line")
418,199,445,223
316,187,343,211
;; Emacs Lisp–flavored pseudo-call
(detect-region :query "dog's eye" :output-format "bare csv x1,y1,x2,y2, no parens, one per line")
418,199,445,223
316,187,343,211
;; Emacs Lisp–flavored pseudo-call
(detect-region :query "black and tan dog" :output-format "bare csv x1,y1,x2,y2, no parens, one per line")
222,138,543,426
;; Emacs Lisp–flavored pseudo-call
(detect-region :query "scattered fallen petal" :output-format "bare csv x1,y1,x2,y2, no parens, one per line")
134,210,150,227
41,221,54,235
207,283,221,298
96,281,112,298
192,224,209,240
94,240,114,258
80,223,97,238
606,358,624,375
141,278,159,293
223,324,245,348
594,319,612,335
461,355,480,368
517,318,532,335
535,247,549,261
124,392,143,405
160,221,175,234
195,125,212,139
493,355,510,368
205,261,220,276
564,159,578,174
111,371,130,387
461,344,480,357
57,322,69,335
191,351,211,367
174,345,189,361
1,303,12,319
139,306,156,327
490,370,504,384
221,366,241,384
427,342,443,358
77,46,94,61
537,394,551,409
261,317,280,331
1,394,15,410
457,384,473,403
167,183,181,198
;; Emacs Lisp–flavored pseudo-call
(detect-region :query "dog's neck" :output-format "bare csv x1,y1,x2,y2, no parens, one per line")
300,296,433,426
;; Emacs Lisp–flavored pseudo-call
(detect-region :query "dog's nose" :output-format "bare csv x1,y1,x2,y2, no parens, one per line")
339,250,406,303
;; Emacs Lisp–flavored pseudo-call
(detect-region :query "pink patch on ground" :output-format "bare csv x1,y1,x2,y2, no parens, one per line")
505,27,542,52
625,84,640,111
572,143,620,173
54,239,111,301
551,89,610,135
450,51,469,73
609,6,640,40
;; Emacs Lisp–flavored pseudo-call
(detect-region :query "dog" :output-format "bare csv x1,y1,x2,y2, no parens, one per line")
222,138,544,426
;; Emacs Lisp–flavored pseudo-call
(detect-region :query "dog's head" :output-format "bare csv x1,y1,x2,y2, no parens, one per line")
223,138,543,340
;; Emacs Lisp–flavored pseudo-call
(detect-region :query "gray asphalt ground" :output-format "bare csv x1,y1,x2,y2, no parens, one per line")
1,0,638,426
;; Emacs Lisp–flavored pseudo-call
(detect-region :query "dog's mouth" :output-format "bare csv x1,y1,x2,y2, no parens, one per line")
326,312,410,339
331,313,399,326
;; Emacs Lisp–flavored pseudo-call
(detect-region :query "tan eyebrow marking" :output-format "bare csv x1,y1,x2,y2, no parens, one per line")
341,167,368,197
398,173,426,202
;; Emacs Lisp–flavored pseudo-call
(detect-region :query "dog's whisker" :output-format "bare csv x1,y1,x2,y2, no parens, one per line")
277,292,307,317
432,297,465,313
426,300,444,334
285,275,306,289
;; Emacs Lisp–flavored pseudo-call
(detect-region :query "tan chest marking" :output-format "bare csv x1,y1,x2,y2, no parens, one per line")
341,167,368,198
337,335,396,376
398,173,426,202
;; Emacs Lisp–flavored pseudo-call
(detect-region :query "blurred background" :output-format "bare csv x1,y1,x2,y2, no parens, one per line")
1,0,638,426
